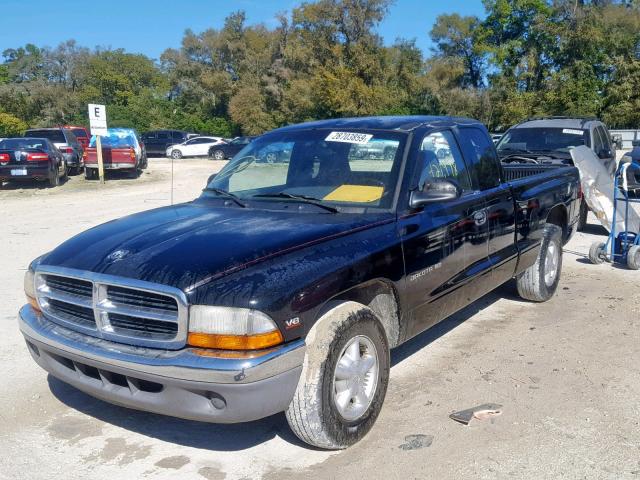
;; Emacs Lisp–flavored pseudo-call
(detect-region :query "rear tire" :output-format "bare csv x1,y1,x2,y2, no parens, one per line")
286,302,389,449
48,167,60,188
627,245,640,270
84,168,97,180
589,242,607,265
577,200,589,232
517,224,563,302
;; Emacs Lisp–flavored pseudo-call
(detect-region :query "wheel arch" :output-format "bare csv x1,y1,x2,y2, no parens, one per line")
546,203,569,242
314,279,402,348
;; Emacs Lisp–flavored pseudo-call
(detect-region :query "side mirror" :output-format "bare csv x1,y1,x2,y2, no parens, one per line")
410,179,462,208
207,173,217,184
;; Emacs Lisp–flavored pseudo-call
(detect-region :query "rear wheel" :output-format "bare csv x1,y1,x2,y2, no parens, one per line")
589,242,607,265
577,200,589,232
627,245,640,270
517,224,563,302
286,302,389,449
84,168,97,180
48,167,60,188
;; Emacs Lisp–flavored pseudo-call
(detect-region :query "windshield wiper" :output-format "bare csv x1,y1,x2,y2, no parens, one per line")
498,147,534,154
203,187,247,208
252,192,339,213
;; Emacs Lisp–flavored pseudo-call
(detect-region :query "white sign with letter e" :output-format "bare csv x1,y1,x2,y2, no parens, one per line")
88,104,108,136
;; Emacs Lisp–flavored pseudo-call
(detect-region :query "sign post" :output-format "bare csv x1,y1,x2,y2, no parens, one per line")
88,104,108,184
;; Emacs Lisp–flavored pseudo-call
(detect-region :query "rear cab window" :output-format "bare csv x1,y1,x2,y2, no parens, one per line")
457,127,501,190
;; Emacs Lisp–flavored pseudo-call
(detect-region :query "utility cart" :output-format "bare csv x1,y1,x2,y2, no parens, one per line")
589,160,640,269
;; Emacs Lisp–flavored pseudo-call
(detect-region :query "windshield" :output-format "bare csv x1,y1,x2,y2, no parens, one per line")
205,129,407,211
497,127,587,154
0,138,49,150
25,130,65,143
90,129,138,148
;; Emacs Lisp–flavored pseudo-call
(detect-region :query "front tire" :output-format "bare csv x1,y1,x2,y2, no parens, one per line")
213,149,225,160
171,150,183,159
517,224,563,302
286,302,389,449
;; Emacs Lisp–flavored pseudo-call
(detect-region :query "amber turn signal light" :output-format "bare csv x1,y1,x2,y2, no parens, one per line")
187,331,284,351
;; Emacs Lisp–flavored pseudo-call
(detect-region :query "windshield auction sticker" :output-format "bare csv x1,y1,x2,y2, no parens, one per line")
562,128,584,135
325,131,373,144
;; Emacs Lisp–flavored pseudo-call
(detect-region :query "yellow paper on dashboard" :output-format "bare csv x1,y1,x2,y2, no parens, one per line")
323,185,384,203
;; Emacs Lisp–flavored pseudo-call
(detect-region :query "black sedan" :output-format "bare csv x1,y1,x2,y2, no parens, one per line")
0,137,68,188
208,136,256,160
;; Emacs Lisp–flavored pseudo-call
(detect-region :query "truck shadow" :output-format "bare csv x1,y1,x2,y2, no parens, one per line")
46,281,524,451
47,375,307,451
391,281,520,366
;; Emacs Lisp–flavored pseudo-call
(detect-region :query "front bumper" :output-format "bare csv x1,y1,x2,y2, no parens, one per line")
19,305,304,423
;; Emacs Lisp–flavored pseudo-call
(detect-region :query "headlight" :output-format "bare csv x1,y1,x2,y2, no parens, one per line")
24,267,40,312
188,306,283,350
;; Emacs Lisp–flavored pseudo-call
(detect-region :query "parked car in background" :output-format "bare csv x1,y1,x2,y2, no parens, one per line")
0,137,67,187
141,130,190,157
208,136,256,160
63,125,91,151
166,136,225,159
496,116,616,231
24,128,84,175
490,133,503,144
83,128,147,179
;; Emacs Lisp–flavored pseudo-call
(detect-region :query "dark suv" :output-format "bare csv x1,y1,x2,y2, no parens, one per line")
24,128,84,175
141,130,190,157
496,117,617,230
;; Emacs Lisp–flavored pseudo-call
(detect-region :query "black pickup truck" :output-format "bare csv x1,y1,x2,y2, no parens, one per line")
19,116,580,449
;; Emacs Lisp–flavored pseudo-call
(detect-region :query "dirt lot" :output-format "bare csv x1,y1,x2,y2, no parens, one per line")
1,158,639,480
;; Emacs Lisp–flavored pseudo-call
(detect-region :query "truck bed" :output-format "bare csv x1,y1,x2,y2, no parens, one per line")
502,163,569,182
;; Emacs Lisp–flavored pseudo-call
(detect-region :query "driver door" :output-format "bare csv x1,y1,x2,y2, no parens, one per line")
400,129,490,340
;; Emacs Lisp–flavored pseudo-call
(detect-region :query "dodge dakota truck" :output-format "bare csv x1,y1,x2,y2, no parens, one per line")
19,116,580,449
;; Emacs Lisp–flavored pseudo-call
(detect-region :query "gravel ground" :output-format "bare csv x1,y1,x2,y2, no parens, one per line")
1,157,639,480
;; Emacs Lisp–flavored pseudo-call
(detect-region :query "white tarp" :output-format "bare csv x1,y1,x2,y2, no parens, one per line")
571,145,640,233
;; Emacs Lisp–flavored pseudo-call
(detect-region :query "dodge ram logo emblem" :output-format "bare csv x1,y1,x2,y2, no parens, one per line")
106,249,131,263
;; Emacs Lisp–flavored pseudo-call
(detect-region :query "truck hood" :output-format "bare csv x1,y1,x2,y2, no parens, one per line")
41,199,393,292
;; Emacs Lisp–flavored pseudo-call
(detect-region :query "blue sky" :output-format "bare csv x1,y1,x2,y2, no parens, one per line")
0,0,485,59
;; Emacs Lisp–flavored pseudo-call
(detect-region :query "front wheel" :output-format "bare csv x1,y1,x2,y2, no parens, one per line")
286,302,389,449
517,224,563,302
171,150,183,159
213,149,225,160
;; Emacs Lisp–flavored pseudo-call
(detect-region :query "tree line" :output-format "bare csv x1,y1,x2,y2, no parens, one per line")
2,0,640,138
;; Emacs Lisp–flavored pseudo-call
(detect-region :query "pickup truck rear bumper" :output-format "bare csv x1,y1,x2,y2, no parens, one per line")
84,162,136,170
19,305,304,423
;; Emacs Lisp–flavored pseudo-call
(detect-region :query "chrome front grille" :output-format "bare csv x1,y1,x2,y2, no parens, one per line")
34,267,188,349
